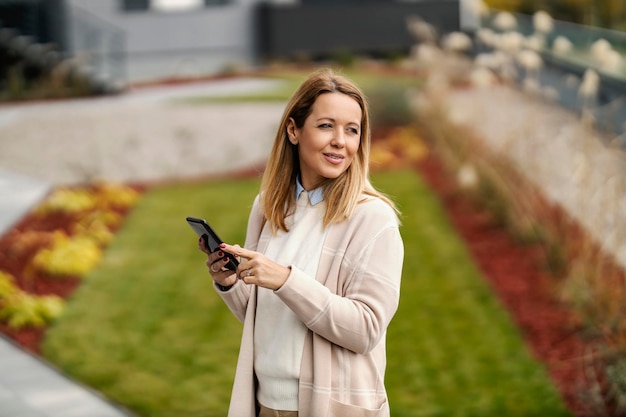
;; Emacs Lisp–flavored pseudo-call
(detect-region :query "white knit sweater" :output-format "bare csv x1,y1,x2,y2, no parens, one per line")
254,191,328,410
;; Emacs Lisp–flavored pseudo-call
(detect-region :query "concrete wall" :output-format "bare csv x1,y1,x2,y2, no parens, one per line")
459,0,480,31
65,0,256,84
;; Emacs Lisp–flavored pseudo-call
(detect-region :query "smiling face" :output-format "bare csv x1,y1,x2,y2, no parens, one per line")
287,92,362,190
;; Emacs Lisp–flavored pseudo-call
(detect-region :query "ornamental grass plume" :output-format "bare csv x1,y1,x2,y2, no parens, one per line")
410,43,443,68
493,11,517,31
590,38,623,74
578,69,600,101
522,78,542,96
470,67,497,88
542,86,560,102
533,10,554,34
475,51,517,82
524,34,546,51
591,39,612,62
481,31,527,83
406,15,438,44
517,50,543,72
442,32,474,53
475,28,497,48
517,50,543,95
599,50,623,74
552,36,574,55
457,163,479,189
498,31,525,54
474,52,506,71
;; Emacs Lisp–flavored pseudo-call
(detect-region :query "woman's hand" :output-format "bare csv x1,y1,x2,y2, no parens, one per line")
197,237,238,288
219,243,291,291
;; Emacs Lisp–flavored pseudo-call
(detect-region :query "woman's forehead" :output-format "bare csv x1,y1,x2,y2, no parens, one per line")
309,92,362,123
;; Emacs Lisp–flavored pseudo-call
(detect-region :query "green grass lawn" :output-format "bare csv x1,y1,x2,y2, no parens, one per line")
42,169,570,417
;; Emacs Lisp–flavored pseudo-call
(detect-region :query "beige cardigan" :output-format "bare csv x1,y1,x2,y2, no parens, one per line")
216,194,404,417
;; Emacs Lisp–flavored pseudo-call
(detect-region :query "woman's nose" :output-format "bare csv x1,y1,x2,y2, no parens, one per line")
331,129,346,147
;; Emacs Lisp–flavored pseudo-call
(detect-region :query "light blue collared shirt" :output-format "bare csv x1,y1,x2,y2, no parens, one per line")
295,177,324,206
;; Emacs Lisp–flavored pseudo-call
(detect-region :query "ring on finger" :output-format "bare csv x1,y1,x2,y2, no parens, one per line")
246,269,252,277
210,263,218,273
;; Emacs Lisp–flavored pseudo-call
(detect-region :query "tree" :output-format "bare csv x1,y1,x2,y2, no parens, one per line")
593,0,626,30
485,0,626,29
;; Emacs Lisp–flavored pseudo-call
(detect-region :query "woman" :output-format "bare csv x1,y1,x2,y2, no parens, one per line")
199,68,404,417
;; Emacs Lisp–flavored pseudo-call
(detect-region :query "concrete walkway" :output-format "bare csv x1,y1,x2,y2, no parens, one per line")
0,334,134,417
0,77,286,417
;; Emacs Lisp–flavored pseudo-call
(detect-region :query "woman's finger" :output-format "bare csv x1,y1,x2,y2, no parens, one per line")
219,243,255,260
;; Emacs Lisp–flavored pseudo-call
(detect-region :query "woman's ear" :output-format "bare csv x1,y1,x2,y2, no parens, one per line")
286,118,298,145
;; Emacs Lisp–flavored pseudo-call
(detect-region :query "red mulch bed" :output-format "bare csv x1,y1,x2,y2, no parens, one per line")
413,153,612,417
0,147,614,416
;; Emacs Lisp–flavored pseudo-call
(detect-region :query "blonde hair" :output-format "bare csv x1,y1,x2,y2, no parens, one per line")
261,68,398,233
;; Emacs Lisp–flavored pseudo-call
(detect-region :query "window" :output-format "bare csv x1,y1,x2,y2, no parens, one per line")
152,0,203,11
121,0,226,13
122,0,149,11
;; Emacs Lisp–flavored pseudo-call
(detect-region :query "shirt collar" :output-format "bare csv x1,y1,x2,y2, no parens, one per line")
295,176,324,205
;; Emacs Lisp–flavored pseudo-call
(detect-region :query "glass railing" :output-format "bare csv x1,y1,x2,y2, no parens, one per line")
481,11,626,78
479,11,626,136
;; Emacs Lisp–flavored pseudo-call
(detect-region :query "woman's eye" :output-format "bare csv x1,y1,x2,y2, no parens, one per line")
319,123,332,128
348,127,359,135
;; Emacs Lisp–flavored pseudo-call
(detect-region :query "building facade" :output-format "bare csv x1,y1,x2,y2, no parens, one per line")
2,0,466,85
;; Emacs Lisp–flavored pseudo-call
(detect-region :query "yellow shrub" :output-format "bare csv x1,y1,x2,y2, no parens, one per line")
32,233,102,276
36,188,97,214
95,183,140,209
73,214,116,245
0,271,18,299
0,292,65,329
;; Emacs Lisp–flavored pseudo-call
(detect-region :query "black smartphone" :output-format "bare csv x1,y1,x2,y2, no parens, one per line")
186,216,239,271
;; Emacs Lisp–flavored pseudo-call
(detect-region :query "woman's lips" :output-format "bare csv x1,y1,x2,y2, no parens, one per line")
324,153,345,165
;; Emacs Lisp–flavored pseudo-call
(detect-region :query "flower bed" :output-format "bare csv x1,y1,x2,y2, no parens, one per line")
0,182,142,353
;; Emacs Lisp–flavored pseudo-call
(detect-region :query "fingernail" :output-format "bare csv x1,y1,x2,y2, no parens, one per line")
218,251,224,257
219,243,226,248
223,257,229,262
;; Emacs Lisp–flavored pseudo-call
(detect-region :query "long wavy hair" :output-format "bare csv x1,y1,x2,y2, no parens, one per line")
261,68,398,233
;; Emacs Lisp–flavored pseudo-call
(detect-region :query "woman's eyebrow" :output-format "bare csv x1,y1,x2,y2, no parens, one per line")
315,117,360,126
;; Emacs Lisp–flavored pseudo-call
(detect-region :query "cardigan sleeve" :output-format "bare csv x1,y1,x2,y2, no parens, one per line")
215,194,264,323
275,199,404,354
